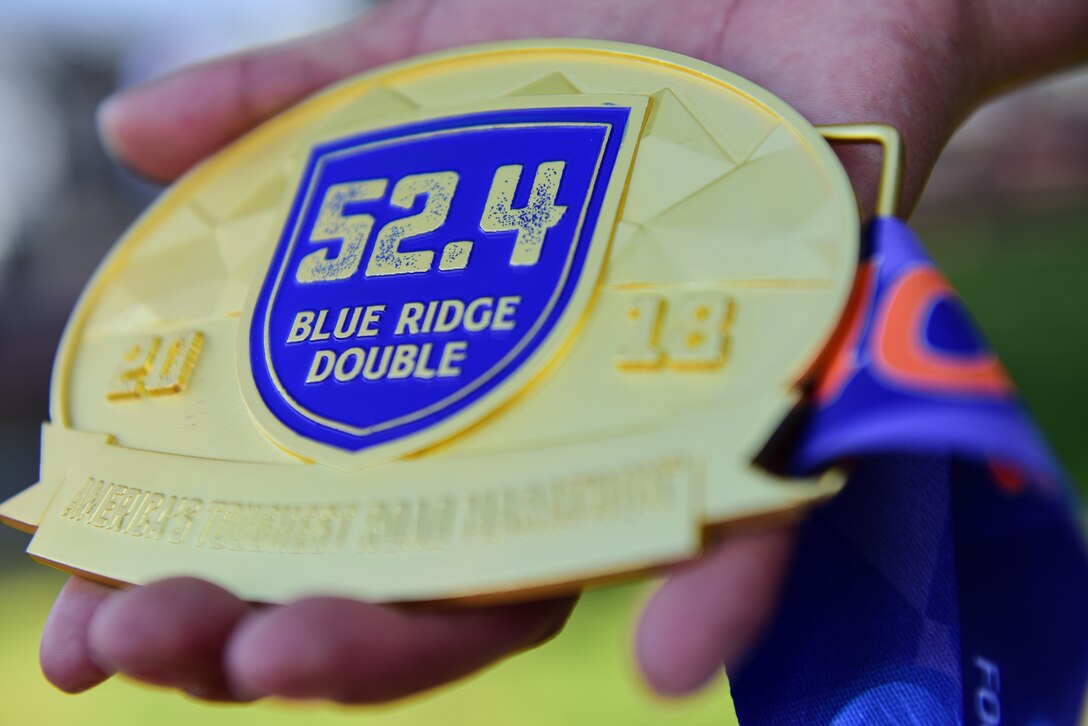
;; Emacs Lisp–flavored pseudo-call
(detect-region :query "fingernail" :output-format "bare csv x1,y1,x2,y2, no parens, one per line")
227,675,267,702
124,665,176,687
187,681,256,703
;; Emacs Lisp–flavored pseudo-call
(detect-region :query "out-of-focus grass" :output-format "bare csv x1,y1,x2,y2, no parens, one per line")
0,567,736,726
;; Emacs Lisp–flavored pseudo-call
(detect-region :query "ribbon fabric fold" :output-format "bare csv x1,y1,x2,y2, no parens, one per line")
731,218,1088,724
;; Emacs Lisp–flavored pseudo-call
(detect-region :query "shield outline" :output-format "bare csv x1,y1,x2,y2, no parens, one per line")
236,95,649,470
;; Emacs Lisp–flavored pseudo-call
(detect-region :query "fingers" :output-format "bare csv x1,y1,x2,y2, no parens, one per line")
635,527,796,696
47,532,784,704
40,577,116,693
226,594,576,703
42,574,574,704
87,577,252,701
97,0,434,181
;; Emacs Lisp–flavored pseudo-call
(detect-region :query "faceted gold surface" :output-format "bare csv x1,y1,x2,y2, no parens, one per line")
2,41,861,603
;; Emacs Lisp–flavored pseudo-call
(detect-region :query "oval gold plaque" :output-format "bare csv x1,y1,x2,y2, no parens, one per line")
2,40,862,604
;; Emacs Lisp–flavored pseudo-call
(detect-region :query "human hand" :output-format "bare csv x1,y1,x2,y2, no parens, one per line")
40,0,1083,705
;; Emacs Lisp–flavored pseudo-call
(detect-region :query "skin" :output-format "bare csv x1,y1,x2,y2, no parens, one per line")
40,0,1088,706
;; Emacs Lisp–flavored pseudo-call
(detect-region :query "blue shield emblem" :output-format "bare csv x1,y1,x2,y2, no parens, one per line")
248,105,633,457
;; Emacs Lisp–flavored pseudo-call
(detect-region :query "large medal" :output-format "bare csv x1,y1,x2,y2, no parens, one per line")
3,40,895,602
7,38,1085,726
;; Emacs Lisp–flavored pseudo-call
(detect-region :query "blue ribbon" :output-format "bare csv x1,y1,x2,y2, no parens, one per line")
731,219,1088,724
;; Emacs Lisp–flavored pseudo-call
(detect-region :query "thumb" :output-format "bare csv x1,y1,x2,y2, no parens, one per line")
97,0,433,182
635,527,796,696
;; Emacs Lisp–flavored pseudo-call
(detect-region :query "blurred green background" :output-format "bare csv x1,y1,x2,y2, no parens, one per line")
0,1,1085,723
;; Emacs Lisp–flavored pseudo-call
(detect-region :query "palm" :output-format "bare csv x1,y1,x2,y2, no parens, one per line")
45,0,972,703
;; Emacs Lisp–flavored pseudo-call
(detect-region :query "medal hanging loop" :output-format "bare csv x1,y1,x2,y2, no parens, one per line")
817,123,904,218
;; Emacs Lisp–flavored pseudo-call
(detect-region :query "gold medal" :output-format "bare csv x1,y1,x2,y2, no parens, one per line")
1,40,901,603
